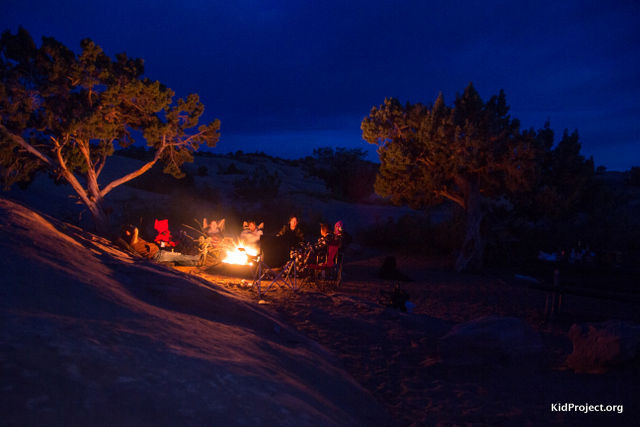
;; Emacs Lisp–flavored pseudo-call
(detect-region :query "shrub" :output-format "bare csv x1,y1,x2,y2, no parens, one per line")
624,166,640,186
358,213,464,254
301,147,377,203
233,165,281,201
220,163,244,175
196,166,208,177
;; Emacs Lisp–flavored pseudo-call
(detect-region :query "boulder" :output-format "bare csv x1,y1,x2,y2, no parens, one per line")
566,320,640,373
437,316,543,365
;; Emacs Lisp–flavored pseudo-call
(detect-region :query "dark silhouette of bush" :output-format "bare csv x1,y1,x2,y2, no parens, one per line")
624,166,640,186
196,166,208,177
301,147,377,203
233,164,281,201
220,163,244,175
358,212,464,255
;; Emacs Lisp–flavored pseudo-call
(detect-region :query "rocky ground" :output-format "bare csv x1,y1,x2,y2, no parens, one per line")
187,252,640,426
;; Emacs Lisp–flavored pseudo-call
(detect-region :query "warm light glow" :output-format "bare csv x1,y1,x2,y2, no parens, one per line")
222,239,258,265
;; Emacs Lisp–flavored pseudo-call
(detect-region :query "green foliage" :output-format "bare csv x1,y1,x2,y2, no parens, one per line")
362,83,539,271
361,83,602,272
0,27,220,234
362,83,536,211
525,126,595,219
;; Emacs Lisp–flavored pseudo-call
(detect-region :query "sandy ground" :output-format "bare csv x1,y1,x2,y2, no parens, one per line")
3,164,640,426
186,252,640,427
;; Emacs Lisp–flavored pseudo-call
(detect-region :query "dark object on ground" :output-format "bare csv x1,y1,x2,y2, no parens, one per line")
378,285,411,311
260,236,293,268
380,256,413,282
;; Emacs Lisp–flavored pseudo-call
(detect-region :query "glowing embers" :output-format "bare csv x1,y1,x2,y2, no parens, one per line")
222,239,259,265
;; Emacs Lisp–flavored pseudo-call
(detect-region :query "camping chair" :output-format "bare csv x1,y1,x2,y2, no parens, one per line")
303,237,343,292
251,236,303,299
154,219,177,249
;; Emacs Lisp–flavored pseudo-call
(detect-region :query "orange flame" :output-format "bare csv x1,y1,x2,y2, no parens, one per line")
222,239,259,265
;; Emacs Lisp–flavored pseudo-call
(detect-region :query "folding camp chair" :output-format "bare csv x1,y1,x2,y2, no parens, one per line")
154,219,177,248
303,238,343,292
251,236,303,299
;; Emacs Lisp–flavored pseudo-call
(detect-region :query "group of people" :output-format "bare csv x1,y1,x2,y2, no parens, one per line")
119,214,351,270
276,215,352,272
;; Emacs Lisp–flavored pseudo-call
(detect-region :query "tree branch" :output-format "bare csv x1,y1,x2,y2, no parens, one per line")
435,189,465,209
99,137,166,197
77,140,95,172
95,149,108,179
0,124,58,170
416,157,436,168
51,137,93,207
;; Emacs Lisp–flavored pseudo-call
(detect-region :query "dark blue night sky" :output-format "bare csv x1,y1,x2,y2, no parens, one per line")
3,0,639,170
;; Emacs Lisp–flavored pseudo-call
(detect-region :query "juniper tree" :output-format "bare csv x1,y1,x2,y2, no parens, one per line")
306,147,376,202
0,27,220,235
362,83,539,272
536,127,595,218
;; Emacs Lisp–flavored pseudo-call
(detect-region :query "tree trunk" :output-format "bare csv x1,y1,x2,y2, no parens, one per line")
456,180,485,273
73,170,111,236
75,142,113,236
86,198,111,236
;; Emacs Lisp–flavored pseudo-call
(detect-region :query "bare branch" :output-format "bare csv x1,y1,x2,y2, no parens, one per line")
94,145,110,179
0,124,58,169
51,137,92,207
435,189,465,209
99,137,166,197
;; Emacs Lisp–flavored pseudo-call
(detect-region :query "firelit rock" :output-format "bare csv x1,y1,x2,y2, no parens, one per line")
567,320,640,373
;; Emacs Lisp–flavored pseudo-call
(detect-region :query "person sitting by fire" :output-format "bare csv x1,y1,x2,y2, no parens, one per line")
203,217,225,245
303,223,335,267
334,220,352,254
240,220,264,251
277,214,306,267
276,215,304,246
120,224,201,266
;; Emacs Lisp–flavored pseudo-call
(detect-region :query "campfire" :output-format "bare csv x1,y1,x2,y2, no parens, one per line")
222,239,259,265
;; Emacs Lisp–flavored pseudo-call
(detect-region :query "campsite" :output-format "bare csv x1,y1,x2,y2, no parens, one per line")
2,5,640,424
2,151,640,426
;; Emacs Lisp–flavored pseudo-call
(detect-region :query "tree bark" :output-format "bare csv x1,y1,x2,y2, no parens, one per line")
456,179,485,273
85,197,111,236
57,155,112,236
85,176,111,236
